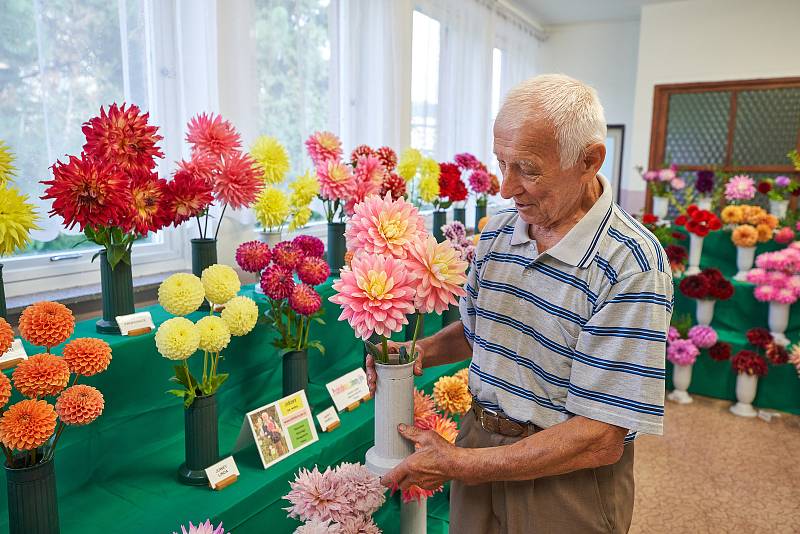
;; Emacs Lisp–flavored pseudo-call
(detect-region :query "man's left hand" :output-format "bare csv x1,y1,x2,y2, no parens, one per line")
380,424,461,490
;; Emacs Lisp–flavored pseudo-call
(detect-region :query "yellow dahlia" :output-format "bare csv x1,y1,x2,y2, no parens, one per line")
250,135,290,184
288,206,312,231
0,399,57,451
200,264,241,305
254,186,290,231
732,224,758,247
0,185,40,256
420,157,441,182
721,205,743,225
155,317,200,360
196,315,231,353
454,367,469,385
433,375,471,415
55,384,104,425
220,296,258,336
0,140,16,185
158,272,205,316
397,148,422,181
418,173,440,203
289,171,319,206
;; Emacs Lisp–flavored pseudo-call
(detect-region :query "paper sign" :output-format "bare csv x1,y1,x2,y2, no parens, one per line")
316,406,340,432
234,390,319,469
115,312,155,336
0,339,28,369
205,456,239,490
325,368,371,412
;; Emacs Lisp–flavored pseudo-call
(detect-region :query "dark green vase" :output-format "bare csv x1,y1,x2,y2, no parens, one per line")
178,394,219,486
0,263,6,319
442,303,461,327
6,456,60,534
475,203,487,234
283,349,308,396
327,222,346,275
96,251,135,335
453,207,466,225
433,210,447,242
405,313,424,342
191,238,218,311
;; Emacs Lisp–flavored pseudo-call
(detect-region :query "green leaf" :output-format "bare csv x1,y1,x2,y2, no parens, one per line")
313,317,326,325
173,365,199,391
166,389,187,399
308,340,326,356
184,390,197,409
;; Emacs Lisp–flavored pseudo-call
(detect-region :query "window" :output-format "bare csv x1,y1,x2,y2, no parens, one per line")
410,10,441,156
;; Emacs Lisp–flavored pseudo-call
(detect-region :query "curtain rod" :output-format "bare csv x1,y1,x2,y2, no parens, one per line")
496,0,549,41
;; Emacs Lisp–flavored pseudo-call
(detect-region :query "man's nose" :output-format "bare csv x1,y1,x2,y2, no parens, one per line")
499,170,522,199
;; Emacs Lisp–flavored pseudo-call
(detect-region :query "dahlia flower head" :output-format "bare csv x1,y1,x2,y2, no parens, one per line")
253,186,290,230
220,296,259,336
406,235,468,314
272,240,304,270
293,235,325,258
433,374,472,415
235,240,271,273
82,103,164,173
186,112,241,159
261,264,295,300
305,131,343,167
290,284,323,316
316,159,355,202
0,184,40,256
155,317,200,361
297,256,330,286
196,315,231,353
469,169,492,194
379,171,406,200
0,317,13,354
667,326,680,344
688,325,718,349
724,175,756,202
0,139,17,185
666,338,699,366
0,399,57,451
214,150,263,210
413,389,437,423
201,264,241,305
658,166,676,182
173,520,228,534
345,193,426,259
250,135,290,184
454,152,480,170
284,465,350,524
159,273,205,316
55,384,104,426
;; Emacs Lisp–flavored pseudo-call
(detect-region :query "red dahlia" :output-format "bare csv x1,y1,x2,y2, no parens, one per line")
177,152,217,185
375,146,397,172
164,169,214,225
708,342,732,361
731,350,768,377
129,170,170,235
380,172,406,200
642,213,658,224
438,163,462,201
746,327,773,349
765,342,788,364
81,103,163,173
214,151,263,209
350,144,375,166
709,278,734,300
679,274,710,299
757,181,772,194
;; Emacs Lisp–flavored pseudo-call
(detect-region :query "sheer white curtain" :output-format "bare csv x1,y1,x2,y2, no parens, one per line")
495,12,541,106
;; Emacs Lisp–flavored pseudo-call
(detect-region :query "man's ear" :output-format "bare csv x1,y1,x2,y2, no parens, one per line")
582,143,606,181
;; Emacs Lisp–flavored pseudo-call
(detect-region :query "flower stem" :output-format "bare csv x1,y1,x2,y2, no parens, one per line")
203,350,208,384
409,313,422,362
381,336,388,364
214,204,228,240
45,422,66,462
196,216,204,239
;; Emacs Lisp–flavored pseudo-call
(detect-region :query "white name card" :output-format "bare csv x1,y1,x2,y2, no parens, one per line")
325,368,371,412
115,312,155,336
205,456,239,490
0,339,28,369
316,406,341,432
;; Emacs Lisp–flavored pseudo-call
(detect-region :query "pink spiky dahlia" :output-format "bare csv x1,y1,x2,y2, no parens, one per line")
284,466,349,523
260,264,295,300
290,284,322,316
345,193,426,259
317,160,355,202
293,235,325,258
297,256,330,286
375,146,397,172
407,235,468,314
214,151,262,209
469,169,491,194
235,241,271,273
330,253,417,340
186,113,242,159
305,131,343,167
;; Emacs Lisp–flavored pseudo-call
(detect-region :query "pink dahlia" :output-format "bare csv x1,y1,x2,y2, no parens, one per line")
284,466,350,523
667,326,680,343
317,160,355,202
746,268,768,285
406,235,468,314
724,175,756,202
375,146,398,171
176,151,217,186
332,462,386,516
666,339,699,366
688,325,717,349
345,155,384,215
454,152,480,170
774,287,798,305
186,112,242,159
214,151,263,209
469,169,491,194
775,227,795,244
297,256,330,286
293,235,325,258
290,284,322,316
272,241,303,270
260,264,295,300
754,285,777,302
345,193,426,259
235,241,271,273
330,253,417,340
305,131,343,167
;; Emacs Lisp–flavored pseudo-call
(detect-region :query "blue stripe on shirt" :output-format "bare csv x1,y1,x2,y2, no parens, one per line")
594,255,618,284
582,325,667,342
568,383,664,416
471,363,567,413
608,226,650,272
480,278,588,326
472,333,570,388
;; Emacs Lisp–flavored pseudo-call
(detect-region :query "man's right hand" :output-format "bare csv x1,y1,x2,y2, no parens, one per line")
365,340,426,395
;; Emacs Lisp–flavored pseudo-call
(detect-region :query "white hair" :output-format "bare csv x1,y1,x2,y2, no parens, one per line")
497,74,607,168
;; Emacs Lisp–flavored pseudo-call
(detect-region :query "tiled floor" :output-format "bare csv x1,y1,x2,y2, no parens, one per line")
630,395,800,534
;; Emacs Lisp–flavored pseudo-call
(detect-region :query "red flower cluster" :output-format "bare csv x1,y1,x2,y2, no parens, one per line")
708,341,732,361
380,172,406,200
674,205,722,237
765,342,788,364
665,244,688,265
375,146,397,172
439,163,468,202
81,103,163,172
642,213,659,224
350,144,375,166
745,327,773,349
757,181,772,194
679,269,734,300
731,350,769,377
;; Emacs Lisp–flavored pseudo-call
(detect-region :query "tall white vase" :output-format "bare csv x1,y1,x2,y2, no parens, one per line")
733,246,756,282
695,299,716,326
686,234,704,275
652,196,669,219
730,373,759,417
696,197,712,211
365,361,415,475
769,199,789,219
667,363,694,404
768,302,791,346
255,229,283,294
400,498,427,534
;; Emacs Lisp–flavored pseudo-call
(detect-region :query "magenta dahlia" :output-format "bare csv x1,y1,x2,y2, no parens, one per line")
297,256,330,286
272,241,304,270
260,264,295,300
293,235,325,258
290,284,322,316
235,241,271,273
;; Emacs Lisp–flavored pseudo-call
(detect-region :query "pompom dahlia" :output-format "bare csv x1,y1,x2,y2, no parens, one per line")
196,315,231,353
731,350,768,376
375,146,398,171
708,341,732,361
155,317,200,361
433,375,471,415
724,175,756,202
345,193,426,259
0,373,10,408
55,384,104,425
380,171,406,200
129,170,170,235
81,103,163,172
261,264,295,300
186,113,241,158
350,144,375,166
284,466,350,523
317,160,355,201
332,462,386,516
0,185,40,255
220,296,259,336
666,339,699,366
732,224,758,247
469,169,491,194
18,301,75,349
305,131,343,167
407,235,468,314
250,135,290,184
12,353,70,398
766,342,789,364
330,253,417,339
62,337,112,376
214,151,263,209
201,264,241,305
688,325,717,349
0,399,57,451
165,169,214,226
413,389,437,423
272,241,304,270
293,235,325,258
159,273,205,316
297,256,330,286
0,317,13,354
236,241,271,273
774,227,795,244
290,284,322,316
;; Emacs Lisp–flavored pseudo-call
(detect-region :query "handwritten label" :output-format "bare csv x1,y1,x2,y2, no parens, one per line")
316,407,340,432
115,312,155,336
0,339,28,368
326,368,371,412
205,456,239,489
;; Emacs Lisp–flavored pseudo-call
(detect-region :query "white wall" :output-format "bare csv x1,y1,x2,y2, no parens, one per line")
628,0,800,211
538,19,640,208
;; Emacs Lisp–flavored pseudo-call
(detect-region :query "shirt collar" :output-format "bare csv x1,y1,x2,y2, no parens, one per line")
509,173,614,269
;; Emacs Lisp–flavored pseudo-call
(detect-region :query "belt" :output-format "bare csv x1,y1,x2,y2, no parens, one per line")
472,399,539,438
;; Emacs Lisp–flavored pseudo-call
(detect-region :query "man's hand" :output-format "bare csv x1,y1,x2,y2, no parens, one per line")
380,424,459,490
365,341,426,395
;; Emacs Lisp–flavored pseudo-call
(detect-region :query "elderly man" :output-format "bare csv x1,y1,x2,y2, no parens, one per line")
368,74,672,533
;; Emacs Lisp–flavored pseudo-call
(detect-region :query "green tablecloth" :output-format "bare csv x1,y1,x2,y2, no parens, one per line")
0,281,462,533
669,230,800,414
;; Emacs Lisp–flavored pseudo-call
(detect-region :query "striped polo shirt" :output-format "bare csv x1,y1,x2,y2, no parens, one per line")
459,173,672,439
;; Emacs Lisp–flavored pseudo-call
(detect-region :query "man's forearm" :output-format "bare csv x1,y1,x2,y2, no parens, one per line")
450,415,628,484
419,320,473,368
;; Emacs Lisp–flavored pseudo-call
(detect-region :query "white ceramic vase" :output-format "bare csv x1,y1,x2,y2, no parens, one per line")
696,197,712,211
695,299,716,326
686,234,704,276
733,246,756,282
400,497,427,534
255,229,283,294
769,199,789,219
365,361,415,476
652,196,669,219
667,363,693,404
768,301,791,346
729,373,759,417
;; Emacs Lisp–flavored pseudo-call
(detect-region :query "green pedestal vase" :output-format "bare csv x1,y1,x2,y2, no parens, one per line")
442,303,461,327
96,251,135,335
432,210,447,243
191,239,218,311
5,456,60,534
178,394,219,486
283,350,308,397
405,313,424,342
474,203,487,234
453,207,466,225
0,263,6,319
327,222,346,276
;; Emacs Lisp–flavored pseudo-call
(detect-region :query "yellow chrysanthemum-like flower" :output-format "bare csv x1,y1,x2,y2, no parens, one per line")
721,205,743,225
433,375,471,415
397,148,422,181
763,214,779,229
288,206,312,231
158,273,205,316
731,224,758,247
250,135,290,184
418,174,440,203
155,317,200,360
289,171,319,206
0,141,16,185
0,185,40,256
420,157,441,182
254,186,290,231
201,264,241,305
196,315,231,353
454,367,469,385
756,223,774,243
220,296,258,336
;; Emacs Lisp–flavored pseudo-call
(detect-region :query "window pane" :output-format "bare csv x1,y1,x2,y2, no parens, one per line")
732,87,800,166
664,91,731,166
410,10,440,156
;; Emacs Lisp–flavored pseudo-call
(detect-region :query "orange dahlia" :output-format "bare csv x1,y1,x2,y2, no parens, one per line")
0,399,57,451
454,367,469,385
18,301,74,348
0,373,11,408
81,103,163,173
129,170,170,235
62,337,112,376
416,413,459,444
413,389,437,423
433,375,472,415
56,385,104,426
0,317,13,354
12,354,71,398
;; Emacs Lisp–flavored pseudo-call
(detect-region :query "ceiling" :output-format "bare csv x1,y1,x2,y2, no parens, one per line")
513,0,677,25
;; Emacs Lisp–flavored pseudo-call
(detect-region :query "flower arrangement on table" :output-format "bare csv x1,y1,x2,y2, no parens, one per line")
441,221,476,264
674,205,722,238
758,176,798,204
691,170,718,208
746,246,800,305
394,147,441,208
435,162,469,211
0,303,111,468
349,144,404,201
284,462,386,533
637,163,684,201
723,174,757,205
172,520,228,534
155,266,258,407
454,153,493,209
679,269,734,301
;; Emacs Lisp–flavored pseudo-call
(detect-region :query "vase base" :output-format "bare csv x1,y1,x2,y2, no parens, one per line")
95,319,121,335
770,332,789,346
733,271,750,282
177,463,211,486
667,390,693,404
685,266,701,276
365,446,403,476
730,403,757,417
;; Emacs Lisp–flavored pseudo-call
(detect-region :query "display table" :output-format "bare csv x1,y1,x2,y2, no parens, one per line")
669,230,800,414
0,280,462,533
